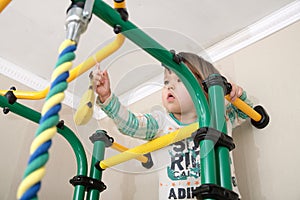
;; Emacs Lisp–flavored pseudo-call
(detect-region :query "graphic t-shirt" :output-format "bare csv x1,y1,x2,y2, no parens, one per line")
96,92,251,199
156,113,239,199
157,114,201,199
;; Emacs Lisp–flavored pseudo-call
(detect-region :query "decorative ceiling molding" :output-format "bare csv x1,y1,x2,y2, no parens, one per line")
1,0,299,120
206,0,300,62
0,58,48,91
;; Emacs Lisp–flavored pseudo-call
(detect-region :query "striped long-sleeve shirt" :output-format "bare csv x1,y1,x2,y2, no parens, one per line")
96,91,251,140
96,91,252,199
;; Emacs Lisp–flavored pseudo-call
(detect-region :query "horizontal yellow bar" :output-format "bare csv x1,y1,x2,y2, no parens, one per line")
0,88,49,100
100,122,198,170
225,94,261,122
67,34,125,83
111,142,148,163
0,0,11,13
0,34,125,100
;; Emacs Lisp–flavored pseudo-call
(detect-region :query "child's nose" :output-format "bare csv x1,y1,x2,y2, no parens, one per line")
168,83,175,90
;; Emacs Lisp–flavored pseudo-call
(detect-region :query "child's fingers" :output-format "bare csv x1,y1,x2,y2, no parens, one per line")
102,70,108,77
93,64,101,73
93,78,100,87
92,69,99,80
92,64,108,86
94,74,103,86
230,84,236,97
230,84,243,101
94,63,100,70
237,87,243,97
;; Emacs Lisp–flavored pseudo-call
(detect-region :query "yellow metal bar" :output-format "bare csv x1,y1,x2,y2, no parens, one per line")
99,122,199,170
225,94,262,122
0,88,49,100
111,142,148,163
0,0,11,13
0,34,125,99
67,34,125,83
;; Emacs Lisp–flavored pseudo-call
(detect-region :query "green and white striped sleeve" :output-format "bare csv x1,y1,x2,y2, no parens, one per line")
96,94,159,140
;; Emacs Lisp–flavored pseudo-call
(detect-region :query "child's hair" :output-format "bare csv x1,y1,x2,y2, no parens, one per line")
178,52,220,85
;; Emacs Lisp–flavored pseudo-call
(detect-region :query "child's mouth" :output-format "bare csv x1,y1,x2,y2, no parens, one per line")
167,93,175,101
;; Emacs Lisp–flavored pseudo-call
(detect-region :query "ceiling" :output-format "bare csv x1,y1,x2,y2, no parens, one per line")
0,0,297,109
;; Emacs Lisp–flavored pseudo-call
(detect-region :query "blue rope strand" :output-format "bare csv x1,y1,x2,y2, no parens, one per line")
28,141,52,163
20,183,41,200
35,116,59,137
50,72,69,89
39,104,61,124
59,45,77,58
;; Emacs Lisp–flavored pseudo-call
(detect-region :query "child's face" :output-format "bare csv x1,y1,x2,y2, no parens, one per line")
162,69,195,114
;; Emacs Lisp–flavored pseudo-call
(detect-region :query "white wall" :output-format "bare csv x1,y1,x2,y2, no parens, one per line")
215,20,300,200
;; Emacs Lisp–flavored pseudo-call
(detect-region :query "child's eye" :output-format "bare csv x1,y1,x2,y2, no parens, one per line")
177,79,181,83
164,80,169,85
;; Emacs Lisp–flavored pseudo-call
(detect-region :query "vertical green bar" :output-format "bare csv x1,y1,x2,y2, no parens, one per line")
73,185,86,200
200,140,217,184
86,131,106,200
208,75,232,190
61,126,88,200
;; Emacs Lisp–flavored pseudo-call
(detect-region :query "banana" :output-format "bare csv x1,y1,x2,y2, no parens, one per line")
74,72,95,125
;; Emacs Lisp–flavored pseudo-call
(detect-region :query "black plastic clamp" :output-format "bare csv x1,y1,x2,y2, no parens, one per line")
251,105,270,129
192,127,235,151
114,0,128,21
67,1,84,13
3,107,10,114
115,8,128,21
91,130,114,172
89,130,114,147
202,74,231,95
113,24,122,34
193,184,239,200
4,86,17,104
69,175,106,192
141,153,154,169
94,161,103,171
2,87,17,114
170,49,183,64
56,120,65,129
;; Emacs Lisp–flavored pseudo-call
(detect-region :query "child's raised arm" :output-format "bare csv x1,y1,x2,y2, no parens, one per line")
93,65,112,103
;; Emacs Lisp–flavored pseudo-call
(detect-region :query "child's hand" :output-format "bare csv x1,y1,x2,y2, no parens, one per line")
229,83,243,101
93,65,111,103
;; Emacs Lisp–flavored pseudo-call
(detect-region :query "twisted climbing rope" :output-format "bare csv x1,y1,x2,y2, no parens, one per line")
17,39,77,200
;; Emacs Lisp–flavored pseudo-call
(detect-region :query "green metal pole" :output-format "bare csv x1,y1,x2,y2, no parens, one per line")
62,127,87,200
0,95,88,199
86,130,108,200
207,74,232,190
91,1,217,187
91,0,210,125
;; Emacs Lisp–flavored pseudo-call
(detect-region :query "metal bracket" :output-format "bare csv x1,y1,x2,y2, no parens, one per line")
65,0,95,43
